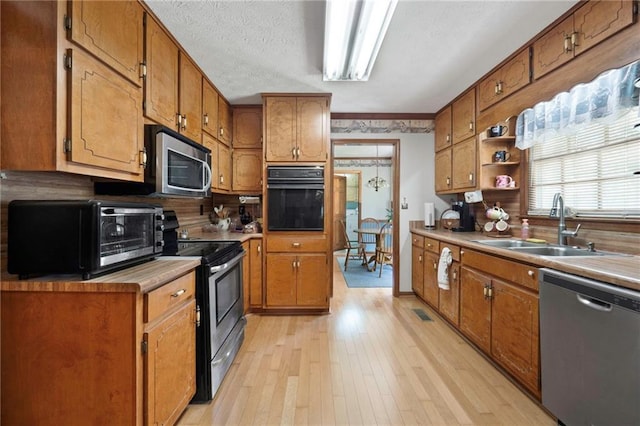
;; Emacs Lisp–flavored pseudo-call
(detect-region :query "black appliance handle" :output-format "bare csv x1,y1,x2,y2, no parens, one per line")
267,183,325,190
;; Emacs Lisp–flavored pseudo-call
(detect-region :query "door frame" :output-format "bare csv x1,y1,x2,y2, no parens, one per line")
331,139,400,297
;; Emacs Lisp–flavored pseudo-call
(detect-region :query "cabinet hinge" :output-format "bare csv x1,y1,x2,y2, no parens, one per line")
63,14,72,31
141,340,148,354
63,53,72,70
63,138,71,153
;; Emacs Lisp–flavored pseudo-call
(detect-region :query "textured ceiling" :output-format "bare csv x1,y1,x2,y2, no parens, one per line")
145,0,578,114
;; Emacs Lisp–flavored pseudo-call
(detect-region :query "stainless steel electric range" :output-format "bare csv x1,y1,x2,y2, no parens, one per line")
163,212,246,402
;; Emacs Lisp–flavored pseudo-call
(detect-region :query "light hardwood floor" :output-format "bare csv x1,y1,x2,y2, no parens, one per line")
177,256,554,425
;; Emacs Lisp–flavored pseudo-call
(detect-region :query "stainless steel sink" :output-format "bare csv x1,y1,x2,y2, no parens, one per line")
472,239,543,248
509,246,607,256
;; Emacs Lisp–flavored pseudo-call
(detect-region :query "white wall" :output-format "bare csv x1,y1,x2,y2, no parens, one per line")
331,130,450,293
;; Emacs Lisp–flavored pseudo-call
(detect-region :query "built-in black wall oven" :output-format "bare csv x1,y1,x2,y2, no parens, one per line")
267,165,325,231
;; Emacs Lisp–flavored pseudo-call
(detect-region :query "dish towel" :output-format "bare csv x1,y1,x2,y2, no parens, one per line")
437,247,453,290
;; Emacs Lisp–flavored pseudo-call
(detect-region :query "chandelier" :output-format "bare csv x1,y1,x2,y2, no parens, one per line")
367,145,389,192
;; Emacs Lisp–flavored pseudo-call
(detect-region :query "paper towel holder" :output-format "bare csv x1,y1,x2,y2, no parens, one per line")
424,202,436,229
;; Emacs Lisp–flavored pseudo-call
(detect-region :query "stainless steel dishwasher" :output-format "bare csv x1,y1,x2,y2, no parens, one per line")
540,268,640,425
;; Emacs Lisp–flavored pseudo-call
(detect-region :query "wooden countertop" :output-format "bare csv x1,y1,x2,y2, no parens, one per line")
1,258,201,294
411,227,640,291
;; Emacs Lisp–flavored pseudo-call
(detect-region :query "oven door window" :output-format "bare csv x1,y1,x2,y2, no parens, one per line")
268,187,324,231
99,212,155,265
167,149,207,191
212,263,241,325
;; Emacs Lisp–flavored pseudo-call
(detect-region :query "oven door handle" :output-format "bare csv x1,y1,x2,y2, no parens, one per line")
209,251,245,275
267,183,324,190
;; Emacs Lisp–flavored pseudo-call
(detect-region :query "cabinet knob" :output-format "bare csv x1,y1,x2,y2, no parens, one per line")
446,176,451,186
528,270,535,277
469,121,474,131
257,244,261,254
204,113,209,126
292,242,301,248
433,262,437,270
182,115,187,130
419,255,422,262
220,127,224,137
469,172,474,182
446,134,450,143
564,35,572,52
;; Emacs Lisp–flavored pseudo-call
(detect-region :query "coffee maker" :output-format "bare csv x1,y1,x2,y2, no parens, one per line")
451,201,476,232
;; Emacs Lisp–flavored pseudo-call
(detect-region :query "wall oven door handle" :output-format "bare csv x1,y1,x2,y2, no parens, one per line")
266,183,324,190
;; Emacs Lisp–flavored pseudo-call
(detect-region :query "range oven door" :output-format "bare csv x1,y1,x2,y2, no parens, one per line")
194,250,245,402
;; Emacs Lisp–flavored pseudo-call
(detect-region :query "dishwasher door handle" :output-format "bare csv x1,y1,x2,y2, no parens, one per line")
576,294,613,312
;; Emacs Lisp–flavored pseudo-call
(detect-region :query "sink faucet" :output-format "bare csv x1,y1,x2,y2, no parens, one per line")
550,193,581,245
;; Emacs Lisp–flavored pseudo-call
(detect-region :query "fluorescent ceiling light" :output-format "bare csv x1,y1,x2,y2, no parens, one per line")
324,0,398,81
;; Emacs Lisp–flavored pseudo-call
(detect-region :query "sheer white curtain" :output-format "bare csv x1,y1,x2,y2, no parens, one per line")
515,60,640,150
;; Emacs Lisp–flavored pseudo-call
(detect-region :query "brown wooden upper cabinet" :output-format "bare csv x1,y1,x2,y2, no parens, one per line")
451,89,476,144
264,95,330,162
434,106,452,152
478,48,531,111
533,0,635,79
218,97,233,146
202,80,220,138
144,15,202,143
69,1,143,87
233,107,263,149
1,0,145,182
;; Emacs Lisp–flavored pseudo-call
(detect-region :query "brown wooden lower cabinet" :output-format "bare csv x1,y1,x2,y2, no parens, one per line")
1,267,198,425
242,238,264,313
411,239,424,298
410,233,541,398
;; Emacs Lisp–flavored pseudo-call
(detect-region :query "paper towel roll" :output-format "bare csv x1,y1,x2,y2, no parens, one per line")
424,202,435,228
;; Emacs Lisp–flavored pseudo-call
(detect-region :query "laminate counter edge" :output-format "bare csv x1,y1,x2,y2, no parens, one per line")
410,226,640,291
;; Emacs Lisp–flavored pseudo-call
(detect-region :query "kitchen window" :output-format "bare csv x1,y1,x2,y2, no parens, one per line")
517,60,640,219
527,105,640,218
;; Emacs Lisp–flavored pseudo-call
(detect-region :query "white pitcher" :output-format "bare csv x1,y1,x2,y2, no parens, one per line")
217,217,231,231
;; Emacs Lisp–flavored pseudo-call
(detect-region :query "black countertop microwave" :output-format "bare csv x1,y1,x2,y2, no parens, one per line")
8,200,164,279
95,125,212,198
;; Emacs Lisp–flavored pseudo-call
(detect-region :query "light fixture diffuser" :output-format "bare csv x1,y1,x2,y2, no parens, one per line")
323,0,398,81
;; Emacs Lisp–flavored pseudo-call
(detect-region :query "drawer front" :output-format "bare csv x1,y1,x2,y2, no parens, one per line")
440,243,460,262
266,235,327,252
145,271,196,323
411,234,424,248
461,249,538,291
423,237,440,254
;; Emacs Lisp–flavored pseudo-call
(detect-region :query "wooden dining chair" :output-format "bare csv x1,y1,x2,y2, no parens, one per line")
339,219,362,270
358,217,379,264
376,222,393,277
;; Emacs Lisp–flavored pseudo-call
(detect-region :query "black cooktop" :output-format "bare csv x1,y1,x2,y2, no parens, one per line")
167,240,243,265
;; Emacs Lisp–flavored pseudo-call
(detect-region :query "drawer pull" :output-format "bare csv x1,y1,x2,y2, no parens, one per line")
195,305,201,327
292,242,301,248
171,289,186,298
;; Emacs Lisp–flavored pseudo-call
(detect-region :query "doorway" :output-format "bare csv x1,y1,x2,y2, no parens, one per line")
332,140,399,297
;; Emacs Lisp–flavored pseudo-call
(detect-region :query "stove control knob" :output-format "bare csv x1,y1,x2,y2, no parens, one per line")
156,224,165,231
156,241,165,247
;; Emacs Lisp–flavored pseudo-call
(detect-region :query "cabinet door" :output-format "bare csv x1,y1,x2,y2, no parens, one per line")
451,89,475,143
70,0,143,86
452,137,477,191
249,239,263,309
478,49,530,111
573,0,635,55
460,266,492,354
265,97,296,161
491,279,540,395
242,241,250,314
439,262,460,326
233,107,262,149
203,133,219,189
144,299,196,426
265,253,297,306
422,251,439,308
297,254,328,307
178,53,202,143
434,106,452,152
69,49,144,179
297,97,328,161
532,15,574,79
218,97,233,146
411,244,424,298
434,149,452,193
232,149,263,192
144,16,179,130
202,80,219,137
217,141,232,191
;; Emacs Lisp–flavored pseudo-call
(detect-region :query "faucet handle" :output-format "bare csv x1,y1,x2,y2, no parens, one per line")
587,241,595,252
574,223,581,235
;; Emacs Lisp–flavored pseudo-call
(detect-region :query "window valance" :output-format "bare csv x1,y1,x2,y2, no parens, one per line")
515,60,640,150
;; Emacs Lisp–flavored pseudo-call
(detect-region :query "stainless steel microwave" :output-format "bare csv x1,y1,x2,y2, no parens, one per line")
95,125,212,198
